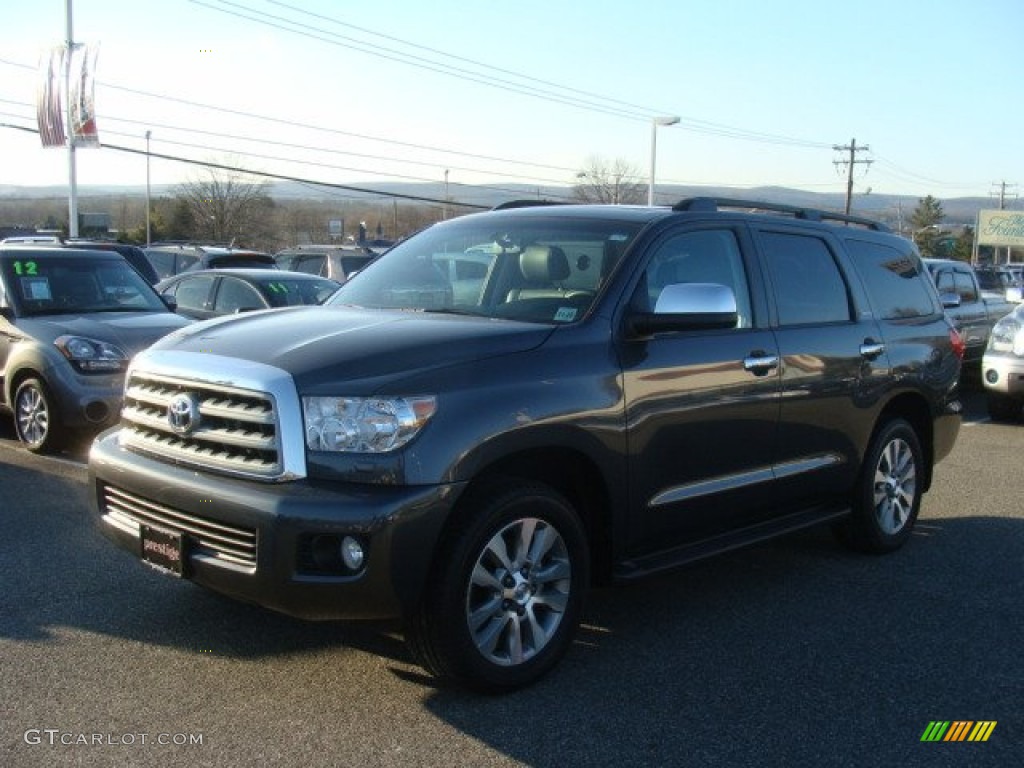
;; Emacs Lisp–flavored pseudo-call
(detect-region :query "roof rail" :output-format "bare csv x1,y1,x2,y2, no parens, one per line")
672,197,890,232
491,200,568,211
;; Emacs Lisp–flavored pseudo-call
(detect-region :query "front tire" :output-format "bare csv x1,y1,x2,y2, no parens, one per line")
405,479,589,692
838,418,923,554
13,377,63,453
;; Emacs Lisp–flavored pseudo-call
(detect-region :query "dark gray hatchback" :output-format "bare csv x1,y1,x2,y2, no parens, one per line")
88,198,963,691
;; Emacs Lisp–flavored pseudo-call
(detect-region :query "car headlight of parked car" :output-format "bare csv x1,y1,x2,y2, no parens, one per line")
302,395,437,453
54,335,129,373
987,316,1024,356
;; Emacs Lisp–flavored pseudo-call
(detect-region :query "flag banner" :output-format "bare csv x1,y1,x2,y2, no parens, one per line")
36,46,66,148
70,44,100,147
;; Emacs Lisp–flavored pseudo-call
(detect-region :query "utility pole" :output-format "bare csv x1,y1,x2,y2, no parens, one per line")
991,180,1018,264
832,138,872,215
991,180,1018,210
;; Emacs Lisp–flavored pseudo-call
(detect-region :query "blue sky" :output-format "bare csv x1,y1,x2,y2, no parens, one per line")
1,0,1021,203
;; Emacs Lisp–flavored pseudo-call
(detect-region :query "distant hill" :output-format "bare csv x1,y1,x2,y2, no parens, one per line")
0,182,1006,228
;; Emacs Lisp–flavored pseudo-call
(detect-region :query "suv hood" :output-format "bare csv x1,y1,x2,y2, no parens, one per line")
18,311,191,355
147,306,554,388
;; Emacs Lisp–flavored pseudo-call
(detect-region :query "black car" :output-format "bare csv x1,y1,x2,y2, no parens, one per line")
89,198,963,691
0,246,190,451
155,269,340,321
63,240,161,285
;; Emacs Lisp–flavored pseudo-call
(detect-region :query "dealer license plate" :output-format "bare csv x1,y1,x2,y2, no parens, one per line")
140,525,184,577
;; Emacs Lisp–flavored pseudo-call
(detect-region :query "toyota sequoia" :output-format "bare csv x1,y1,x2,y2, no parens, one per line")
88,198,963,691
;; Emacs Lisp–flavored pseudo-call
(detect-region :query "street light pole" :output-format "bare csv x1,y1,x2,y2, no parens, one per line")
65,0,79,237
648,116,680,206
145,130,152,246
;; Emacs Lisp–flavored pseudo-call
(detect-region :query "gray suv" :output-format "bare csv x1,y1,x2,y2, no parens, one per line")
89,198,963,691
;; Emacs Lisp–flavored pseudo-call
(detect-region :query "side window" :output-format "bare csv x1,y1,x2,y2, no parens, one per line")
146,251,174,280
214,278,264,313
642,229,752,328
843,239,936,319
173,275,216,312
761,232,851,326
934,269,955,296
295,256,325,275
176,253,200,273
953,270,978,303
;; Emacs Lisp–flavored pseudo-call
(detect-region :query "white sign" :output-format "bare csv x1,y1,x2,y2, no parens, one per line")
977,209,1024,248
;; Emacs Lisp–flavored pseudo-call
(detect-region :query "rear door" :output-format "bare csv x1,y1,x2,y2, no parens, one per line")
620,223,782,553
753,224,890,508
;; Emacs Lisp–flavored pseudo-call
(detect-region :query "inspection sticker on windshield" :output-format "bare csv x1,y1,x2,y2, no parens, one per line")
20,277,52,301
554,307,577,322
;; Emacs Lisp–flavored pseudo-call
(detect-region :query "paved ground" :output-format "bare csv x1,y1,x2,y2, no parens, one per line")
0,392,1021,767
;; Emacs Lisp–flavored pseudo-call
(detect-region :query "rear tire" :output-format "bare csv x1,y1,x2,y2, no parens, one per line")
837,418,923,554
13,377,64,454
405,479,589,692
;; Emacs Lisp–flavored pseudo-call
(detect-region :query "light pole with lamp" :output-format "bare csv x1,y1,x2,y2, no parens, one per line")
648,116,680,206
145,130,152,246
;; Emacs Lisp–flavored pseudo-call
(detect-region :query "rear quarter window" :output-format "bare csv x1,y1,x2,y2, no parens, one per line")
844,239,937,319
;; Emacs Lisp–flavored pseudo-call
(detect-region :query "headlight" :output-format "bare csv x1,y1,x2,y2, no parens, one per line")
303,395,437,453
988,317,1024,356
54,335,128,373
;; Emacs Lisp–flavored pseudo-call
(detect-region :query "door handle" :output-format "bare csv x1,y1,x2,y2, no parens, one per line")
859,340,886,360
743,352,779,376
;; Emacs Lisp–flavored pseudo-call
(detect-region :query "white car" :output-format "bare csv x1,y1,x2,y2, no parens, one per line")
982,304,1024,421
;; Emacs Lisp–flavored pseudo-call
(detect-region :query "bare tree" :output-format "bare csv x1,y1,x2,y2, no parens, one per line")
572,156,646,205
174,163,275,247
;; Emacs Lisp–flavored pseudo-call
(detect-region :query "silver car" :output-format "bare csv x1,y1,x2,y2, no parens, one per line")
982,303,1024,421
0,246,191,451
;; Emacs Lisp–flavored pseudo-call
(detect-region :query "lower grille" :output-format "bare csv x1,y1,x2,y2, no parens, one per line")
101,484,257,569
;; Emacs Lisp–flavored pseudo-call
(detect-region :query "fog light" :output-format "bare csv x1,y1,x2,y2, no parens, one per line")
985,369,999,385
341,536,365,570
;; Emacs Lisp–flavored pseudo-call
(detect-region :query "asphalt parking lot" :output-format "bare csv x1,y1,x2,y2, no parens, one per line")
1,392,1021,768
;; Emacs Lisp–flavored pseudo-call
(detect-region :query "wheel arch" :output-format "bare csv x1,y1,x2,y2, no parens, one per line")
873,392,935,492
444,447,615,587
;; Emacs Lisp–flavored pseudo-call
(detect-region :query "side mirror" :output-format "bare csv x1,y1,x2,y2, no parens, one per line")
234,306,260,314
629,283,739,336
939,291,961,309
161,295,178,312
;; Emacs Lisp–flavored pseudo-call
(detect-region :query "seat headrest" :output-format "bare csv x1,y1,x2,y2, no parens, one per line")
520,245,570,282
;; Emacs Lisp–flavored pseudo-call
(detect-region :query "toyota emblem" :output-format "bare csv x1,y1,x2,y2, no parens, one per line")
167,393,201,435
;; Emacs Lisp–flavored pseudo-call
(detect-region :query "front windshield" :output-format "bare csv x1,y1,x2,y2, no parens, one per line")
325,214,643,323
0,254,168,316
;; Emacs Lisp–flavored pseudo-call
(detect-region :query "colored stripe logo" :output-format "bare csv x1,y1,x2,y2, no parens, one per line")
921,721,997,742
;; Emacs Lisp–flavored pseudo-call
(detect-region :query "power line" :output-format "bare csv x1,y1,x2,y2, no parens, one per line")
0,122,491,209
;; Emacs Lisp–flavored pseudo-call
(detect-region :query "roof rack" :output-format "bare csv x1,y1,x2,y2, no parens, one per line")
491,200,569,211
672,197,890,232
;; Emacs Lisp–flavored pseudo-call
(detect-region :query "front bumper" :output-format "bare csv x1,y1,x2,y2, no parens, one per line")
89,429,461,620
32,360,125,429
982,352,1024,397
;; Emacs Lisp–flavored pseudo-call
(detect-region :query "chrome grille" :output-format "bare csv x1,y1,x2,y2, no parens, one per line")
121,372,281,478
101,484,257,568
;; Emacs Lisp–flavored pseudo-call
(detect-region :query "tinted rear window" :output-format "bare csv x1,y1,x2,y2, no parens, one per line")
844,239,937,319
